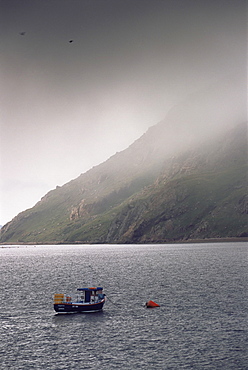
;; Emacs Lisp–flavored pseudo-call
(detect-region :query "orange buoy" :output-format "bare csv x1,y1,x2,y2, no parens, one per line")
145,300,160,308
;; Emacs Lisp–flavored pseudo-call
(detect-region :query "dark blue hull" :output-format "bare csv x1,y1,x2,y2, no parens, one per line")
54,299,105,313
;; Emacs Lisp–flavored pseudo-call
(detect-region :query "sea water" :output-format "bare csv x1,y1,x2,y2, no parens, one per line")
0,242,247,369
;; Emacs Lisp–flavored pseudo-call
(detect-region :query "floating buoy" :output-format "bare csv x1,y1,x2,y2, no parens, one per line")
145,300,160,308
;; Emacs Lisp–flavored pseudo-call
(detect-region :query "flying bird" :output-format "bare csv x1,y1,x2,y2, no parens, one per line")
69,40,74,43
19,32,26,36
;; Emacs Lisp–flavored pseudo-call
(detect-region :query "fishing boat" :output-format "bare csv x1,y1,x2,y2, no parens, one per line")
53,287,105,313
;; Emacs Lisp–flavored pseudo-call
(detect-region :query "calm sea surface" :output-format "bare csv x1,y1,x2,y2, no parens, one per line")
0,242,247,369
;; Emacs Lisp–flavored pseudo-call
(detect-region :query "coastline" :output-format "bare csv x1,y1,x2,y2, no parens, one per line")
1,237,247,246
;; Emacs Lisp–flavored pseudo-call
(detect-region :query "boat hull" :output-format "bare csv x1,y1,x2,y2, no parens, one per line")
54,299,105,313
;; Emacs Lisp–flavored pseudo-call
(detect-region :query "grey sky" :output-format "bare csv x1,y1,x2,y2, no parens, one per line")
0,0,247,225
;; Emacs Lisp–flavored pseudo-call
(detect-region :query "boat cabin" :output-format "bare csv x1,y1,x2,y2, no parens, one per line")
77,287,104,303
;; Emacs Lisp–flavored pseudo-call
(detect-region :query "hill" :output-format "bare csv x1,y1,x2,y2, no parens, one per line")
1,86,247,244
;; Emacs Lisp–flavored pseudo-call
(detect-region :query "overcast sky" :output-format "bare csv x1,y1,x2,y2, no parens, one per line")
0,0,247,226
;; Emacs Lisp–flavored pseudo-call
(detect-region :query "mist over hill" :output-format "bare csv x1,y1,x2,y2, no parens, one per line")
1,80,247,244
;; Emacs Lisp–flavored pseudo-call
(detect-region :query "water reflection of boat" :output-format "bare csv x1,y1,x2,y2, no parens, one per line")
54,287,105,313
